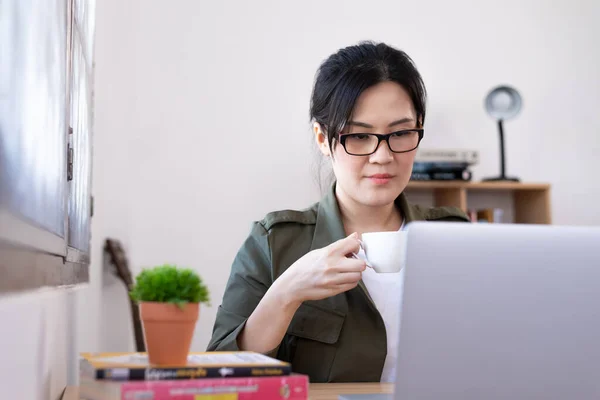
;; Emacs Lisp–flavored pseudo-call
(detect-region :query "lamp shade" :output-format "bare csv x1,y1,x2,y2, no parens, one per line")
485,85,522,121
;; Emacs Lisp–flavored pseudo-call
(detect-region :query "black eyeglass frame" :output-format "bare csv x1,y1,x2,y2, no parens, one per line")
338,128,425,156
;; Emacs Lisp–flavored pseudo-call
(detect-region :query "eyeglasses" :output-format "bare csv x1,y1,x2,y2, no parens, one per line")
338,129,424,156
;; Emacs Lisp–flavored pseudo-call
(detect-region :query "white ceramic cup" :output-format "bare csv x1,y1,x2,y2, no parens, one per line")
361,230,407,273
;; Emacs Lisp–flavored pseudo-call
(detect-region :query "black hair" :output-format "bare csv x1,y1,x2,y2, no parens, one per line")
310,41,427,150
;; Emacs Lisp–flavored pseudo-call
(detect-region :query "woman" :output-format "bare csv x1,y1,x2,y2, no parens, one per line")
206,41,469,383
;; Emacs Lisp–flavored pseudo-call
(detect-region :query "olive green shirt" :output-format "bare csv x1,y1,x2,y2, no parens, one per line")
207,182,470,382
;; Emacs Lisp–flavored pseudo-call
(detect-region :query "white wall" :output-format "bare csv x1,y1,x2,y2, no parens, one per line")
90,0,600,354
0,288,77,399
75,0,138,357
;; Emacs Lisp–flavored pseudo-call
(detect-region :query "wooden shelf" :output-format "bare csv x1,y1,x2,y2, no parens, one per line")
406,181,550,191
404,180,552,224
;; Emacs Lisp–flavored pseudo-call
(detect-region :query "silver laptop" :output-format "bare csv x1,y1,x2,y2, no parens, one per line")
340,222,600,400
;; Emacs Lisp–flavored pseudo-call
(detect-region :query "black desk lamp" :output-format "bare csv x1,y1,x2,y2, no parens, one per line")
482,85,522,182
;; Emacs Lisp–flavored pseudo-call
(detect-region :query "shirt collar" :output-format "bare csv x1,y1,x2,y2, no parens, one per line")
309,181,425,251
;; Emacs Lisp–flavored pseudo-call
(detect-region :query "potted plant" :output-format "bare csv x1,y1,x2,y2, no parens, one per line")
129,264,210,365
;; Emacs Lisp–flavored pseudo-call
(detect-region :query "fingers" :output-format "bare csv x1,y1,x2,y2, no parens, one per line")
324,258,365,287
328,232,361,256
333,281,361,294
329,271,363,286
330,257,367,273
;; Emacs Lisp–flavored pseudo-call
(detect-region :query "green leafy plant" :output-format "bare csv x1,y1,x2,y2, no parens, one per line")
129,264,210,308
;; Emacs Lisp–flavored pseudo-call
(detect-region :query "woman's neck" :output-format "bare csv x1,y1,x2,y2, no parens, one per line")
336,186,403,236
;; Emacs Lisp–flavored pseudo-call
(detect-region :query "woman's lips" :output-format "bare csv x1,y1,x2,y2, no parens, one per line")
367,174,394,185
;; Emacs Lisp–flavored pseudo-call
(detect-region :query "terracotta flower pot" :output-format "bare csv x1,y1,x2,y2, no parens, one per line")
139,301,199,365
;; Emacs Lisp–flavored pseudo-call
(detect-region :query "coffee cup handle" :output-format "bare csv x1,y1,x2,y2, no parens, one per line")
348,241,373,268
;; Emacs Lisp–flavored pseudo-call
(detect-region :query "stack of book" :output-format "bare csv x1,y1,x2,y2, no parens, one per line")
79,351,309,399
410,149,478,181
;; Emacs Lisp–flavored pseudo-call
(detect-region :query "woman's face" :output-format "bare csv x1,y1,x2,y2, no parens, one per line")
316,81,420,208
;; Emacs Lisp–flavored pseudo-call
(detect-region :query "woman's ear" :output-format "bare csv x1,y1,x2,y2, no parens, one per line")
417,116,424,129
313,122,331,157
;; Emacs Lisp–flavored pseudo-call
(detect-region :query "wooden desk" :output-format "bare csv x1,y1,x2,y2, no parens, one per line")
310,383,393,399
64,383,393,399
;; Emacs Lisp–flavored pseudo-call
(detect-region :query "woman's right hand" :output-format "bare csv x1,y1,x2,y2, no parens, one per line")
274,232,367,306
234,232,366,354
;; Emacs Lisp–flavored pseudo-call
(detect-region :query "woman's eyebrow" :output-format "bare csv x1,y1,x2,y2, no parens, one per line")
347,117,415,129
388,117,415,127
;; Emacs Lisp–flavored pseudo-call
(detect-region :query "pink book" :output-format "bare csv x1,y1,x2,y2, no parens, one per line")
80,374,309,400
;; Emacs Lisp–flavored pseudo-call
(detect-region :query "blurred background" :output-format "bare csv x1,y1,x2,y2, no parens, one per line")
90,0,599,352
1,0,599,398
